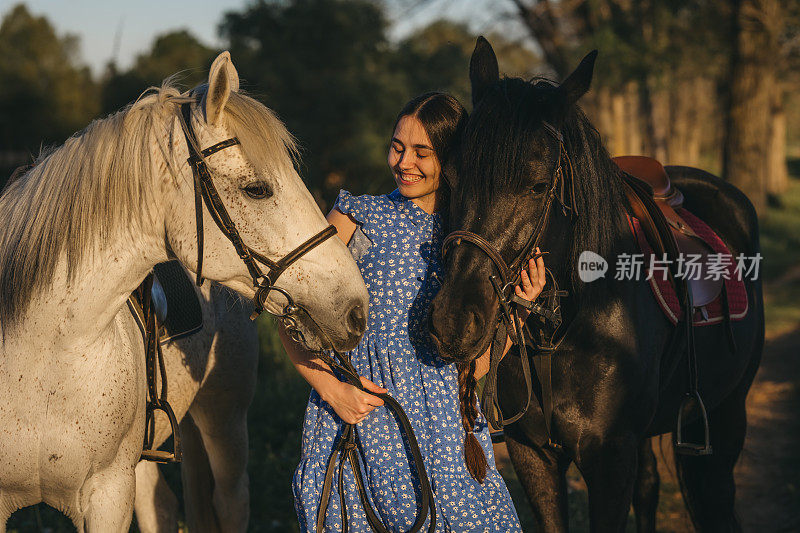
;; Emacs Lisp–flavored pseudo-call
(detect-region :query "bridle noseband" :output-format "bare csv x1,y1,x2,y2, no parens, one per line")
179,101,337,319
441,121,575,442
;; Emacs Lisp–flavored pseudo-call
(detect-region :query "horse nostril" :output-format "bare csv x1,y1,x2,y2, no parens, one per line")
464,308,484,342
346,304,366,337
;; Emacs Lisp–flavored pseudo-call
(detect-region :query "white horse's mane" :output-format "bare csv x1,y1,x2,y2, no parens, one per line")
0,80,298,331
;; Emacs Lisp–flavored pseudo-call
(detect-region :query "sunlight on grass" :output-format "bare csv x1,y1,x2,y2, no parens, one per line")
761,178,800,281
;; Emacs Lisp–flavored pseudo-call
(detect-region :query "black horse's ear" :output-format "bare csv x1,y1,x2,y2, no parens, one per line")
469,36,499,107
560,50,598,105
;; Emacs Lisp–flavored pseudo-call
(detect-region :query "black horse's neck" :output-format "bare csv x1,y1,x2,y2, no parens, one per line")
548,106,635,310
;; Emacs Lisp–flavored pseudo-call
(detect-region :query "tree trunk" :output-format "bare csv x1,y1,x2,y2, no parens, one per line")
722,0,780,213
611,91,627,156
510,0,571,78
648,81,670,162
586,87,615,150
626,83,642,155
766,84,788,196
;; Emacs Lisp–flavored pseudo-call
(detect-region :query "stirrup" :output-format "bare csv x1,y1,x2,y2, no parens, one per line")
674,391,713,456
141,401,182,463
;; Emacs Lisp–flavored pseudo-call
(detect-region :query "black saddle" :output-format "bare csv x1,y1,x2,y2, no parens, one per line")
152,260,203,342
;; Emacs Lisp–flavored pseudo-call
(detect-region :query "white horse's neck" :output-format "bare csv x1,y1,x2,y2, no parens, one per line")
20,141,174,351
36,228,168,347
23,230,167,355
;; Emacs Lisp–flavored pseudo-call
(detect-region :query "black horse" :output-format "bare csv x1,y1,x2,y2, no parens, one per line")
429,38,764,532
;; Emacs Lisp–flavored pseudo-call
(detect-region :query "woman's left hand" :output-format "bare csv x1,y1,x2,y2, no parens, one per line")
514,247,546,321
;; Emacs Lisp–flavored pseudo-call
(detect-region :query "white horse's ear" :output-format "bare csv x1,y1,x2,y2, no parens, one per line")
205,51,240,126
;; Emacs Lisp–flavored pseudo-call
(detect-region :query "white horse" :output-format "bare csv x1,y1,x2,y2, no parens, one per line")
0,52,368,532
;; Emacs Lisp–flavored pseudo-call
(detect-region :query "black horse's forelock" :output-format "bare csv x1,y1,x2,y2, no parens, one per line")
457,76,627,303
459,78,556,203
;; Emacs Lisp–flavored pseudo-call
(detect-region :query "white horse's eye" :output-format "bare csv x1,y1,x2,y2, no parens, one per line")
242,181,273,200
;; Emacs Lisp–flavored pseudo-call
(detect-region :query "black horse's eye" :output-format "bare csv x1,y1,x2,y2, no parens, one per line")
531,181,549,195
243,181,273,200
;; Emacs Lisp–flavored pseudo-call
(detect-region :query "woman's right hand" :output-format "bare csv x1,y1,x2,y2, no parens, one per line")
323,377,387,425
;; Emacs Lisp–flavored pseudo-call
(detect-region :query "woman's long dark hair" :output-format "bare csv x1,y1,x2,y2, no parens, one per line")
396,93,488,481
393,92,467,230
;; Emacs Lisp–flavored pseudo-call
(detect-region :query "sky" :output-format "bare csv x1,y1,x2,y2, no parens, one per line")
0,0,525,76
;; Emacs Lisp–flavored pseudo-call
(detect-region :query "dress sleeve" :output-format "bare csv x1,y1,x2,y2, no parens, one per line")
333,189,371,226
333,189,375,261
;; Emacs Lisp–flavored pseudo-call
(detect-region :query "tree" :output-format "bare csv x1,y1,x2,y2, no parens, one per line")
395,20,540,107
0,3,97,180
101,30,217,114
723,0,783,212
220,0,409,205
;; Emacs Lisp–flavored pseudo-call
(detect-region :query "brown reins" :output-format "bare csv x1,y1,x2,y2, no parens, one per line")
173,98,436,531
136,98,337,463
441,121,574,450
280,303,437,533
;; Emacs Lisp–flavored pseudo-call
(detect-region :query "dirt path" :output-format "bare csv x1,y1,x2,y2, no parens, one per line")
494,326,800,531
734,327,800,531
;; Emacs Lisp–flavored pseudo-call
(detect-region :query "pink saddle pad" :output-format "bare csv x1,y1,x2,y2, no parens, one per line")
627,209,748,326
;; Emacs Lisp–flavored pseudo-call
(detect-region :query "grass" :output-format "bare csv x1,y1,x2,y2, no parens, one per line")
760,171,800,337
760,174,800,282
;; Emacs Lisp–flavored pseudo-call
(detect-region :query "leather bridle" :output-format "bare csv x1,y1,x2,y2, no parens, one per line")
138,98,338,464
281,309,436,533
179,101,337,319
441,121,574,443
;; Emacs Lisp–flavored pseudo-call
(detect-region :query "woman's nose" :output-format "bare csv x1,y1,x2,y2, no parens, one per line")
398,152,415,169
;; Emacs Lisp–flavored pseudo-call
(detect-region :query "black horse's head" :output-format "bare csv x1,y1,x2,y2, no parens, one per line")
430,37,624,363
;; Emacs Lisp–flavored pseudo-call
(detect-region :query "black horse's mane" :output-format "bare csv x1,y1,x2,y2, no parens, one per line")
459,76,628,301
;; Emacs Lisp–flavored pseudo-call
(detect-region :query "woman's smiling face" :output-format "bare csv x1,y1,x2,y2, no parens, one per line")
388,115,441,204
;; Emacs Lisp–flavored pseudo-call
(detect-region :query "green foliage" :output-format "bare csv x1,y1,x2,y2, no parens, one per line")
394,20,476,105
394,20,539,107
761,171,800,280
0,3,97,173
101,30,217,115
220,0,408,205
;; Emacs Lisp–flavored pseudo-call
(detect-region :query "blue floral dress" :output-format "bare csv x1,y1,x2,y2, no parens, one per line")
293,189,521,532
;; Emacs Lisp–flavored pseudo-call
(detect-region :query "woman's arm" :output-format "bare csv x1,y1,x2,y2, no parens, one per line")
279,326,385,424
475,249,546,379
327,207,358,245
276,207,386,424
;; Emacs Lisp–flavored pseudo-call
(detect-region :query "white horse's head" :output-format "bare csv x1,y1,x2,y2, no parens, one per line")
164,52,368,352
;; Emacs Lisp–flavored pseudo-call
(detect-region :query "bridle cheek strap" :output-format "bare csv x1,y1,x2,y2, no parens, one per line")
179,102,337,318
439,122,575,436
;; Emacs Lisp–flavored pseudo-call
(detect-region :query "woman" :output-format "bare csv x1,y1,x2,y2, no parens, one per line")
282,93,545,532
